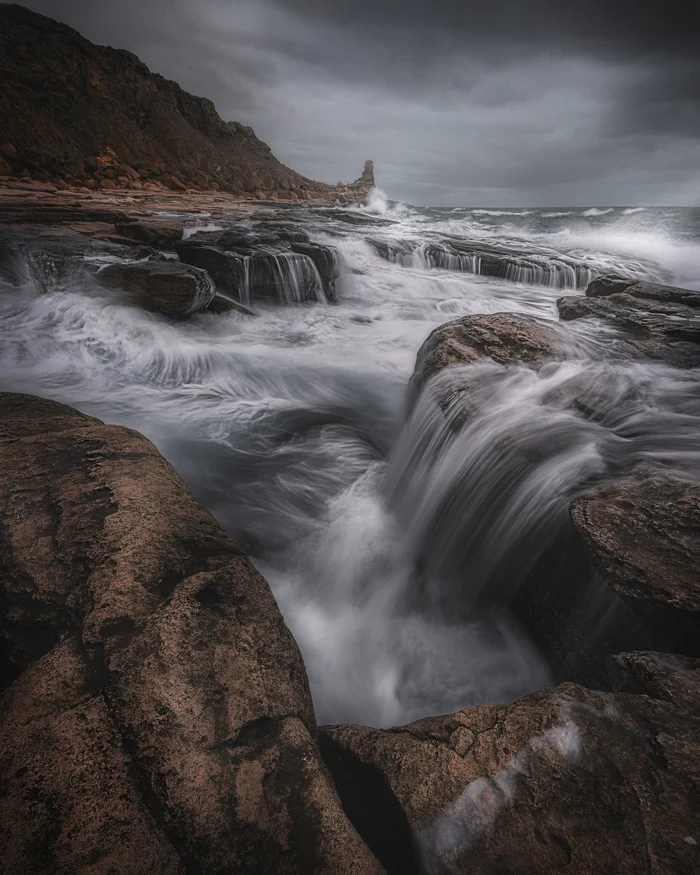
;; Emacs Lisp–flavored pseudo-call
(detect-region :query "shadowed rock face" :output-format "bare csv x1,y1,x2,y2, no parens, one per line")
571,468,700,643
0,393,384,875
319,668,700,875
511,467,700,689
97,260,216,317
0,5,374,202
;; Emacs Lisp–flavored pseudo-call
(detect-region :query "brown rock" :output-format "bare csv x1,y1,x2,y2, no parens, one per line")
410,313,559,404
609,651,700,716
0,393,385,875
511,465,700,688
319,673,700,875
571,467,700,641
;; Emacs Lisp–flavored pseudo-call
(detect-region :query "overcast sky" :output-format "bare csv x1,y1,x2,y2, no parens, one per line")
22,0,700,206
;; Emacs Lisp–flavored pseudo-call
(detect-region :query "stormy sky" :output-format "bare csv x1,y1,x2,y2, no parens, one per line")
21,0,700,205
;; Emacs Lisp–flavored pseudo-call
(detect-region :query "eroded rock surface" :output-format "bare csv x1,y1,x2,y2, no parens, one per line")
410,312,559,404
319,669,700,875
571,467,700,646
0,393,384,875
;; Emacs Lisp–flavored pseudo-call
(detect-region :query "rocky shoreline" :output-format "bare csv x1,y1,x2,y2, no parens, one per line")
1,194,699,873
0,5,375,204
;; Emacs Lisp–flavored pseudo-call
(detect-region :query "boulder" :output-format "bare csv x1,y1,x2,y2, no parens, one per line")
318,667,700,875
587,275,700,306
410,313,559,403
97,260,216,317
511,466,700,687
0,393,384,875
586,274,636,297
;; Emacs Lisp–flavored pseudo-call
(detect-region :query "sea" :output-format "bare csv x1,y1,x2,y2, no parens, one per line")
2,192,699,726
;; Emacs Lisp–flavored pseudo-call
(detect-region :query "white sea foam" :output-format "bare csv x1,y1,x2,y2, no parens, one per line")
1,203,699,727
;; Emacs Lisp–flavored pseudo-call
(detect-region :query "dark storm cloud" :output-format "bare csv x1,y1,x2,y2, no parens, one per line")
18,0,700,204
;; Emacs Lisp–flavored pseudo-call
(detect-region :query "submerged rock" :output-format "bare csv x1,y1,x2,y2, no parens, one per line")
0,393,384,875
97,260,216,317
175,227,340,304
319,669,700,875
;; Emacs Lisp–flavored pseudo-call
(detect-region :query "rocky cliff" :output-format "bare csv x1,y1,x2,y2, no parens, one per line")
0,4,374,202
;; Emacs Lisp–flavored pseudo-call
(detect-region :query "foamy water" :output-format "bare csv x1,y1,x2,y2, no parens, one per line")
1,200,699,726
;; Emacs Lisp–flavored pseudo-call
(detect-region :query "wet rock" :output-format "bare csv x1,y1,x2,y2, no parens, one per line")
0,393,385,875
608,651,700,716
319,674,700,875
0,231,136,288
371,237,596,289
587,275,700,307
175,228,339,304
97,260,216,317
571,467,700,645
557,291,700,367
586,274,637,297
511,466,700,687
0,203,134,226
410,313,559,403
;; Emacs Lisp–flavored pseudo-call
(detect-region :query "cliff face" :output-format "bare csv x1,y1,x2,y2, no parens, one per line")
0,4,374,202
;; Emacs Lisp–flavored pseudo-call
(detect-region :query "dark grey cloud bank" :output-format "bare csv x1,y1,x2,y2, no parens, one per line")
21,1,700,205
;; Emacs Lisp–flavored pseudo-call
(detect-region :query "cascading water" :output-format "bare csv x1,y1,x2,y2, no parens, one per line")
387,358,700,612
1,203,700,727
238,251,327,304
372,237,618,289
